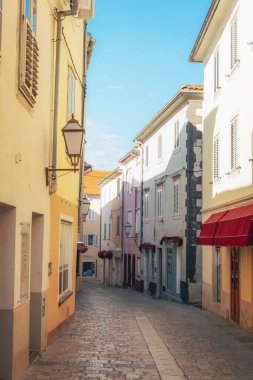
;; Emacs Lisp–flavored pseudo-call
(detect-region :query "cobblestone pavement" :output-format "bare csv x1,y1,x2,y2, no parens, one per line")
20,283,253,380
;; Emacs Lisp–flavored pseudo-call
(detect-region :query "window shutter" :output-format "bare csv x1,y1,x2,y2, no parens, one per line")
230,14,238,70
214,135,219,179
19,18,39,106
84,234,88,245
231,118,238,169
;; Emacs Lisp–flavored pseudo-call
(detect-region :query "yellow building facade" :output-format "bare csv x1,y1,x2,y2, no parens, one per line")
0,0,95,378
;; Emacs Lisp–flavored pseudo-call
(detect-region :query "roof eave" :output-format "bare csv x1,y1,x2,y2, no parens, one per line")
189,0,220,63
134,89,203,142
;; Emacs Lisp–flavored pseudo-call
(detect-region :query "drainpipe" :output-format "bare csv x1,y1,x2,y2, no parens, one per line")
50,3,79,194
120,174,125,285
78,21,88,239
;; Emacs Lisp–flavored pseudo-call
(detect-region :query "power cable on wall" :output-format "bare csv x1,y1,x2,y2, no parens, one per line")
62,27,85,93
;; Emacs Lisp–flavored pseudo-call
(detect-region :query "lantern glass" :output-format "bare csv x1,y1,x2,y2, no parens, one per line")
62,119,84,161
82,196,91,220
125,222,132,237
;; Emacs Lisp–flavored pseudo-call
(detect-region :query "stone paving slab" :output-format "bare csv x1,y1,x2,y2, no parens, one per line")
20,283,253,380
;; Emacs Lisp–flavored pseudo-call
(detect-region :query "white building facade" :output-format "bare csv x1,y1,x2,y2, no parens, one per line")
135,86,203,302
191,0,253,330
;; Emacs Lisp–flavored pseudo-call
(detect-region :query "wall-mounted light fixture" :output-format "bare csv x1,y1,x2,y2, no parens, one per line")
81,195,91,221
46,116,84,186
125,221,135,238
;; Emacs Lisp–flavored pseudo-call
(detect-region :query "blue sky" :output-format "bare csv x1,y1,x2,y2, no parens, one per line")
85,0,212,170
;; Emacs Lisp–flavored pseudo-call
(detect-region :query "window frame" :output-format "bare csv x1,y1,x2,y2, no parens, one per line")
59,218,73,301
116,215,120,236
174,120,180,150
127,211,132,238
214,48,220,93
213,134,220,180
230,12,238,71
145,145,149,167
18,0,39,106
230,116,239,171
87,208,96,221
157,186,163,218
173,181,180,215
103,223,106,240
67,68,76,119
85,233,99,247
144,190,149,219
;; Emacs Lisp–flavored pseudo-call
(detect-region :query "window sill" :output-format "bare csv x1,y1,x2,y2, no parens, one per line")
58,290,73,306
157,217,163,222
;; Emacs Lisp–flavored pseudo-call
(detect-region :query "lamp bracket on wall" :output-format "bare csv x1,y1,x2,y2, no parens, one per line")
45,167,79,187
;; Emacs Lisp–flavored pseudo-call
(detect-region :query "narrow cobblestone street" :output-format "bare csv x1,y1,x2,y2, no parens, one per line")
20,283,253,380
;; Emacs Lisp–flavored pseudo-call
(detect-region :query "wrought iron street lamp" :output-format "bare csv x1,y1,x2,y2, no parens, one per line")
46,116,84,186
124,222,132,237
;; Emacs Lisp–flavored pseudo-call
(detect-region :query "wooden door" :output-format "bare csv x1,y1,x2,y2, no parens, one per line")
231,247,240,323
132,255,135,287
128,254,131,287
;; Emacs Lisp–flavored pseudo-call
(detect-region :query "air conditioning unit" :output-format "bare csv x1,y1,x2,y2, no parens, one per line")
77,0,95,19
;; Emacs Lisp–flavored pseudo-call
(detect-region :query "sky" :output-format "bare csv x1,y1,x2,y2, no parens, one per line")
85,0,212,170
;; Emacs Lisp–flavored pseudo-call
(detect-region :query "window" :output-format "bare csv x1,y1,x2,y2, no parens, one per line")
214,48,220,93
137,257,141,277
127,211,132,237
108,223,111,239
144,190,149,219
127,169,133,194
174,121,180,149
103,223,106,240
230,13,238,70
83,260,96,278
87,208,96,221
116,215,120,236
19,0,39,106
68,70,76,119
117,178,121,196
157,187,162,218
145,145,149,167
59,220,72,299
173,181,179,214
213,134,220,180
135,209,140,234
158,134,162,159
230,117,238,170
85,234,99,246
0,0,2,52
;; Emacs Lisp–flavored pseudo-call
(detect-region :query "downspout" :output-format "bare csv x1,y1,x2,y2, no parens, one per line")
78,21,88,239
120,175,125,285
50,4,79,194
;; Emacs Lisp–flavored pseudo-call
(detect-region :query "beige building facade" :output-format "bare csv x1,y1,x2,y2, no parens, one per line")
82,170,110,282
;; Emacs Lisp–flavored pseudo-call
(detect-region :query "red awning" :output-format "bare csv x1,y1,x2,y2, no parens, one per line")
139,243,155,251
198,210,228,246
199,204,253,247
214,204,253,246
77,242,88,253
160,236,183,246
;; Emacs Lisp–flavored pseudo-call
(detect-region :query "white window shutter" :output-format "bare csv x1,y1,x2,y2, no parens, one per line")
231,14,238,70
